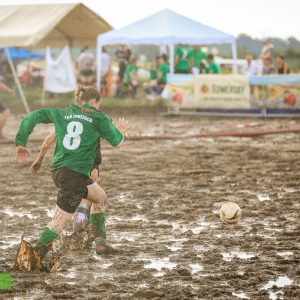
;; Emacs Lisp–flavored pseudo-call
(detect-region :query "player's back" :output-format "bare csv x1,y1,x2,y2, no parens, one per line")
51,104,121,177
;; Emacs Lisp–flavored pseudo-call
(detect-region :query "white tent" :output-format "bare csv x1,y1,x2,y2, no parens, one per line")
0,3,112,112
0,3,112,47
96,9,237,88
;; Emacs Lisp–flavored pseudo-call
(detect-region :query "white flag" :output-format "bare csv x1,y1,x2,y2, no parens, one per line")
44,47,76,93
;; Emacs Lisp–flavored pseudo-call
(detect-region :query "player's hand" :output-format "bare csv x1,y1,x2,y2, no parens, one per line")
16,145,29,163
115,118,130,135
90,168,101,182
30,159,42,174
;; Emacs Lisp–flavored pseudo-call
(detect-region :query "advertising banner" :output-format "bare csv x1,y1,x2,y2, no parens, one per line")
194,75,250,109
166,74,300,111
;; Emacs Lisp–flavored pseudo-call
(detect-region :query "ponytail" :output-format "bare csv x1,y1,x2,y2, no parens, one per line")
74,85,101,113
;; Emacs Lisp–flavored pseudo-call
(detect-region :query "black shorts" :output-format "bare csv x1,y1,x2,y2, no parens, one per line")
0,102,6,113
51,168,93,213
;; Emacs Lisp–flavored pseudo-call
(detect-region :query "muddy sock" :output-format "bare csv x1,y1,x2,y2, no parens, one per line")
90,213,106,239
37,227,58,256
73,204,90,233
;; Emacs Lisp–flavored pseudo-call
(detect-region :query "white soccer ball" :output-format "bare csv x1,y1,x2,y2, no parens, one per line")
220,202,242,224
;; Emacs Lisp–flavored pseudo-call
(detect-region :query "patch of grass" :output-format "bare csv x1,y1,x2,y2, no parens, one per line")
0,86,167,114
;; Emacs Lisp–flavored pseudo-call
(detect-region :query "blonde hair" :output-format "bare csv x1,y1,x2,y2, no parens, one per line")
74,85,101,113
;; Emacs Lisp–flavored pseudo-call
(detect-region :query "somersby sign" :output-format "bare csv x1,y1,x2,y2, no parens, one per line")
194,75,250,109
167,75,250,109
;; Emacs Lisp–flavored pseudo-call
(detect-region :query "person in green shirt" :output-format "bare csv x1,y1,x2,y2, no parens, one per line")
124,57,139,98
15,86,130,262
174,45,193,74
149,56,160,80
157,55,170,85
190,45,207,74
30,131,102,234
145,55,170,100
205,54,221,74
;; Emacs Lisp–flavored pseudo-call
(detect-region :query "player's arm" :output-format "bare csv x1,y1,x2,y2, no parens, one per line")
99,116,130,148
31,131,56,174
15,108,55,163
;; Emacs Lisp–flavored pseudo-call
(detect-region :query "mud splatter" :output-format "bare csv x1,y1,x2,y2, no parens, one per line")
1,110,300,299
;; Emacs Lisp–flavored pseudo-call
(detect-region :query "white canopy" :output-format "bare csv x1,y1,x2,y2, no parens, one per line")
0,3,112,47
97,9,237,87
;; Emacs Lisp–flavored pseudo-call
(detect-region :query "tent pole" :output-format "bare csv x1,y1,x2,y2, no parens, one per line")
168,44,174,74
96,37,102,90
231,40,238,74
41,47,47,106
5,46,30,113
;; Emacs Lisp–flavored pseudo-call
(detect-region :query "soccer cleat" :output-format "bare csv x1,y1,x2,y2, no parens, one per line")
37,227,58,257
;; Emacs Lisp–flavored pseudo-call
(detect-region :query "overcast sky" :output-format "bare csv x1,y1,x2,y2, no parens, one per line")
0,0,298,39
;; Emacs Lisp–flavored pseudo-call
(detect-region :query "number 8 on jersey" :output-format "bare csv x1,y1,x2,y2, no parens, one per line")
63,121,83,150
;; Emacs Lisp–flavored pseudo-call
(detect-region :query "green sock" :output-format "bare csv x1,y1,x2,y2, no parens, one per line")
90,213,106,239
37,227,58,256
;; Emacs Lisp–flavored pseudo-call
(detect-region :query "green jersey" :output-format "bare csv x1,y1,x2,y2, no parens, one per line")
205,61,221,74
15,103,123,177
157,63,170,84
150,69,157,80
124,64,137,83
175,46,193,72
191,50,207,67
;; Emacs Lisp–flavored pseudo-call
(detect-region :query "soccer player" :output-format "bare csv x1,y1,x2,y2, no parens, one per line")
30,131,102,233
15,86,130,256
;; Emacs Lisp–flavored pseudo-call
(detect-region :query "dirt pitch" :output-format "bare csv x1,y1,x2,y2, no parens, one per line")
0,108,300,299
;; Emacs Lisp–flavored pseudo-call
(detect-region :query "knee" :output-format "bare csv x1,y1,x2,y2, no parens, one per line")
98,189,106,205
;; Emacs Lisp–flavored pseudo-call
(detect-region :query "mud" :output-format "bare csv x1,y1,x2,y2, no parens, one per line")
0,109,300,299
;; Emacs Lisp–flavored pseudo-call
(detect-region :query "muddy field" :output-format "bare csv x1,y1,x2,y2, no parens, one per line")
0,108,300,299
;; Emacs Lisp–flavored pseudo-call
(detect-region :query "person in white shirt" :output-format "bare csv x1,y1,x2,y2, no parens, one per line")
260,37,274,60
101,47,111,79
243,55,259,76
76,47,95,84
100,47,111,96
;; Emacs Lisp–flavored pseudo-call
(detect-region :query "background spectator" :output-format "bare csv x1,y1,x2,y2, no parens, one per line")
243,54,259,76
157,55,170,85
149,56,160,81
262,57,275,74
115,45,132,81
76,46,95,85
260,37,274,60
205,54,220,74
115,45,132,97
276,55,290,74
124,57,139,98
146,54,170,100
174,44,193,74
190,45,207,74
100,47,111,96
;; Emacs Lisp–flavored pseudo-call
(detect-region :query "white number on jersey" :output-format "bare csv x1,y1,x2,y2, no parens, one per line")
63,121,83,150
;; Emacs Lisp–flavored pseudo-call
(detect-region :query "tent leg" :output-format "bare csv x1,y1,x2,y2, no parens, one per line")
5,46,30,113
168,44,174,74
231,41,238,74
41,47,46,106
96,38,102,90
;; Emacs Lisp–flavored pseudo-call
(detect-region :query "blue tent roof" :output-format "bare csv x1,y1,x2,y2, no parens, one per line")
1,47,44,60
98,9,235,45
